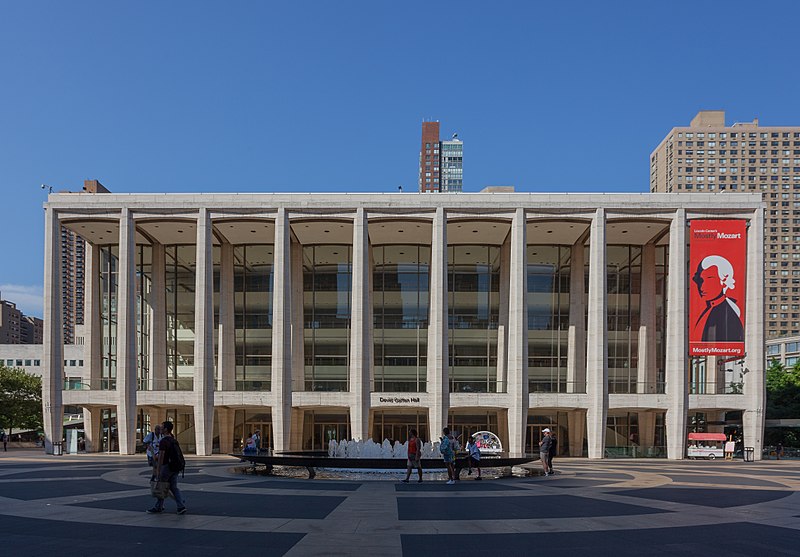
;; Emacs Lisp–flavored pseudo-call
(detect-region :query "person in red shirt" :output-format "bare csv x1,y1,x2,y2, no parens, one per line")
402,429,423,483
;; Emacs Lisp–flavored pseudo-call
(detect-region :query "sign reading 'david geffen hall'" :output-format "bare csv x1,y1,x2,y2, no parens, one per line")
379,397,420,404
689,219,746,357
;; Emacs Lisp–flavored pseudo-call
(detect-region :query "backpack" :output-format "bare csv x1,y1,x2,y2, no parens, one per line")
165,437,186,474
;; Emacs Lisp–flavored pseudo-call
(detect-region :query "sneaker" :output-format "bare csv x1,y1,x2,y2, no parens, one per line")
401,479,409,483
417,479,423,483
146,507,162,514
177,507,187,515
446,480,455,485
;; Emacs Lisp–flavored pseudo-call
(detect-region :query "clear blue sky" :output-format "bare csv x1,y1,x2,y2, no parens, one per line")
2,1,799,318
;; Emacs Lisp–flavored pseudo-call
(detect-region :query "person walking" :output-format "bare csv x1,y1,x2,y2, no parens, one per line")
440,427,456,485
548,433,558,475
539,428,553,476
3,432,8,452
402,429,423,483
143,424,163,469
466,438,482,480
146,421,186,515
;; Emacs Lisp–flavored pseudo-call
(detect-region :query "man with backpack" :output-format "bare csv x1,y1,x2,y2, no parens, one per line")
146,421,187,515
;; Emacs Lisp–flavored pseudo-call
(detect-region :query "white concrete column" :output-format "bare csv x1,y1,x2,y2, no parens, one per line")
427,207,449,442
271,208,293,451
567,240,586,393
665,209,688,460
193,208,215,455
498,236,510,393
506,208,528,454
82,407,99,452
638,411,656,450
567,410,585,457
743,208,765,459
217,407,235,454
149,407,167,433
218,241,236,391
349,208,371,441
290,235,305,389
149,243,167,390
638,243,657,393
83,243,102,390
116,208,138,455
586,208,608,459
42,206,64,454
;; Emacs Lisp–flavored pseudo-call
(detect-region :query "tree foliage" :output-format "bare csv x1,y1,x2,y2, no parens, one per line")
766,359,800,420
0,364,42,435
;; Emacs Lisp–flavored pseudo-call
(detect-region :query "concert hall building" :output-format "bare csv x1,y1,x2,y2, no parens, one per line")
41,192,765,459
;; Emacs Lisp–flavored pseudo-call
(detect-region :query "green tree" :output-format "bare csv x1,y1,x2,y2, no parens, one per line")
765,359,800,420
0,364,43,437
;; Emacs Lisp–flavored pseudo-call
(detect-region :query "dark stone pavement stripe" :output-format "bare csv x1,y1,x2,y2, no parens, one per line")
72,491,346,519
1,513,303,557
663,473,787,488
394,481,520,492
611,487,794,508
2,479,135,500
397,493,668,521
401,522,800,557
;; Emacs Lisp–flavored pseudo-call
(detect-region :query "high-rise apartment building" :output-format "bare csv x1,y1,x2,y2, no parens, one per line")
650,110,800,338
0,297,43,344
418,121,463,192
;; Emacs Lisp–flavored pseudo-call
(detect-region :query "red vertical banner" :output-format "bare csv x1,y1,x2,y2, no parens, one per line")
689,220,747,356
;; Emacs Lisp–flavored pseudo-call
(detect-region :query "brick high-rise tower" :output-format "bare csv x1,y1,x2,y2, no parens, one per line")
418,121,463,193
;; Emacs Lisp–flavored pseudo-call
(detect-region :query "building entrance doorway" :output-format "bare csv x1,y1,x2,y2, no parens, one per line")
526,413,566,455
233,410,273,452
302,410,350,451
100,408,118,453
448,411,500,450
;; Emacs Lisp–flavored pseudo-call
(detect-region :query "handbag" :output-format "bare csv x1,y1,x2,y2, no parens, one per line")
150,479,171,499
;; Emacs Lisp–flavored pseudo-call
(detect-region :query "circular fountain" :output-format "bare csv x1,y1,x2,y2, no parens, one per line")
232,432,537,480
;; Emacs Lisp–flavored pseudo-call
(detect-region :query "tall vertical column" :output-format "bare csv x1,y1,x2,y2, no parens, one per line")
638,411,656,452
271,208,293,451
427,207,449,442
193,208,215,456
638,243,657,392
743,208,765,459
149,242,166,390
83,243,102,390
116,208,138,455
217,407,236,454
349,208,371,441
586,208,607,459
82,407,99,452
218,241,235,391
506,208,528,454
665,209,688,460
567,240,586,393
498,237,511,393
42,207,63,454
567,410,586,457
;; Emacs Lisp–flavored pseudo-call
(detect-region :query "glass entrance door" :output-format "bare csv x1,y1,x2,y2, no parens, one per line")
100,408,118,453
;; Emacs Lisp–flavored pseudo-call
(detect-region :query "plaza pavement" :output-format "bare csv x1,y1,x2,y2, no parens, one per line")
1,449,800,556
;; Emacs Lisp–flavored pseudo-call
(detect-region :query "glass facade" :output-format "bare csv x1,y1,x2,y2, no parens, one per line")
607,246,641,394
165,245,196,391
372,410,428,443
527,245,571,393
448,245,501,393
136,245,152,390
234,245,274,390
372,245,430,392
99,246,119,390
303,245,352,391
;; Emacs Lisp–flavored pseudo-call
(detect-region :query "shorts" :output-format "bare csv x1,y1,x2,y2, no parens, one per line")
407,456,421,468
468,456,480,467
540,452,549,463
442,454,454,464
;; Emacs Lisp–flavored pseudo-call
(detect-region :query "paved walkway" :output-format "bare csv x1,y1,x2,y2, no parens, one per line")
2,450,800,556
